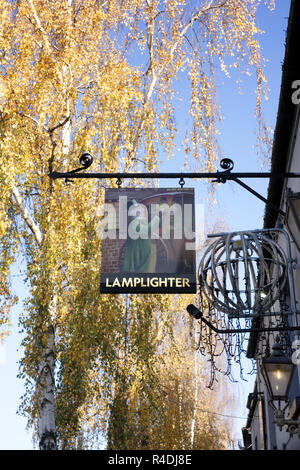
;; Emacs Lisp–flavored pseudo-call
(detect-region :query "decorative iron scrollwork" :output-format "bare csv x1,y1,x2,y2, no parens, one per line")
64,152,94,183
79,152,94,169
220,158,234,172
212,158,234,183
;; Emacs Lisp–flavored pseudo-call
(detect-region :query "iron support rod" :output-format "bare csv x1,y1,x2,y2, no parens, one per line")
232,177,286,217
49,171,300,180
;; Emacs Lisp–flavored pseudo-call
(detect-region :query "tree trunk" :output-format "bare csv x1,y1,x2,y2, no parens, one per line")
37,73,71,446
11,183,57,448
37,324,57,450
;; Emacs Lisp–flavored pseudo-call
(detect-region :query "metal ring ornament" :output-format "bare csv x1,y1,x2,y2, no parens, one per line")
198,231,288,318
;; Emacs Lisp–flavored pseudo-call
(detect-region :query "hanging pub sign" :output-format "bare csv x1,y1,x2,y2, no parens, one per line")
99,188,196,293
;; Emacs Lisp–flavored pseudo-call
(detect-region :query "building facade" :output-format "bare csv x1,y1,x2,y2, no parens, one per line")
242,0,300,450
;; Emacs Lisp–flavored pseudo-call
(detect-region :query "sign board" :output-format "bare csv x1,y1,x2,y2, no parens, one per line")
99,188,196,293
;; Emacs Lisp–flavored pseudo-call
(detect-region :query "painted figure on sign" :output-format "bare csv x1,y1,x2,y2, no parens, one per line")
122,199,163,273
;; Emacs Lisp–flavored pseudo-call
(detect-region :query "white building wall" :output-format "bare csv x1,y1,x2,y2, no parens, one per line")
264,110,300,450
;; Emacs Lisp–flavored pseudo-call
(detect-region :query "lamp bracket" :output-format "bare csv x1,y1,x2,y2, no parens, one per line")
50,157,300,212
187,304,300,334
273,409,300,438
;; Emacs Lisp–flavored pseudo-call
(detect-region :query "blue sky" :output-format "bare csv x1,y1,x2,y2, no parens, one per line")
0,0,291,450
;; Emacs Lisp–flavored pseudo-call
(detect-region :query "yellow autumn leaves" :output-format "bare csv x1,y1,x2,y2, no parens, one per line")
0,0,274,449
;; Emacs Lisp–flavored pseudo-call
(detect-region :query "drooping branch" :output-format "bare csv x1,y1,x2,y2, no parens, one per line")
28,0,53,53
126,6,214,166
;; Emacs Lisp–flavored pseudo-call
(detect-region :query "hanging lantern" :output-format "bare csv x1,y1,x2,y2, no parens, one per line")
198,231,287,318
262,337,295,402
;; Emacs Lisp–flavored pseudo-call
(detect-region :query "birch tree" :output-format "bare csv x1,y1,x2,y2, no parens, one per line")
0,0,273,449
102,318,233,450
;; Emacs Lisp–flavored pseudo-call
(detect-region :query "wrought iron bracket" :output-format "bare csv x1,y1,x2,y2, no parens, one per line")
272,406,300,440
186,304,300,335
49,155,300,215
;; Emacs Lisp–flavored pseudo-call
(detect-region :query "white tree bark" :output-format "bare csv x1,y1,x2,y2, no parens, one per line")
11,185,43,247
37,115,71,448
37,321,57,450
